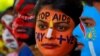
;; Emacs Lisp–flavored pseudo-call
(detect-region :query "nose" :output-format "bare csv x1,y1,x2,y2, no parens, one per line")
46,20,56,39
46,27,56,40
46,28,53,39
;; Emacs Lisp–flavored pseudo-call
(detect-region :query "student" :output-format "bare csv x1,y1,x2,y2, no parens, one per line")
34,0,83,56
12,0,36,56
74,0,100,56
1,7,18,56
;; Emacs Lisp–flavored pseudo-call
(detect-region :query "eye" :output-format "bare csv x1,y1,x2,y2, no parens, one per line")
55,23,69,32
37,23,48,30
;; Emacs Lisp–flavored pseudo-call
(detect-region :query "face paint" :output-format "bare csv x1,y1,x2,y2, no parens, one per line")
86,27,96,40
57,35,66,44
36,6,76,56
38,12,50,20
18,14,35,20
57,35,74,44
2,29,18,49
1,14,14,26
35,32,45,42
46,20,53,38
52,13,70,23
66,36,74,44
12,17,36,46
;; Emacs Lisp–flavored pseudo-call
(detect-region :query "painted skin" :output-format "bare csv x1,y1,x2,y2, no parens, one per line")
35,6,77,56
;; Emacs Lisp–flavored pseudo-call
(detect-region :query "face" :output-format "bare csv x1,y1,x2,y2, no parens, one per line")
2,29,18,49
93,2,100,12
1,14,14,26
12,16,35,45
35,6,77,56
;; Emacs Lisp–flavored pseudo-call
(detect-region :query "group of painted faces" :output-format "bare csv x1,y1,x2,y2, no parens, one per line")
4,5,77,56
35,6,77,56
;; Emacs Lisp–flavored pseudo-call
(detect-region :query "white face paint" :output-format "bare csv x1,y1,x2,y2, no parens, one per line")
14,0,20,6
1,14,14,26
46,28,53,38
46,20,53,38
2,29,18,49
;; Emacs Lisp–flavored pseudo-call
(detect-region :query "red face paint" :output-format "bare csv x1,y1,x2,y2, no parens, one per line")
12,16,36,46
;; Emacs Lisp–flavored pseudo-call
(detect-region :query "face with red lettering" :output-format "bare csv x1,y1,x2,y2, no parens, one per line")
35,6,77,56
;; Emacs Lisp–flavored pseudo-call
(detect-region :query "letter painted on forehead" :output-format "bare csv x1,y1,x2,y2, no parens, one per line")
35,32,45,42
52,13,70,23
38,12,50,20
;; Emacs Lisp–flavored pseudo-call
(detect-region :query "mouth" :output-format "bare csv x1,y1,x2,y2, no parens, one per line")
16,27,26,33
6,39,14,43
10,44,18,49
41,43,59,49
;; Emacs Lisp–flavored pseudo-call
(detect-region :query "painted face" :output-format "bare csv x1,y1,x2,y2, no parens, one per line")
12,16,35,46
2,29,18,49
35,6,77,56
1,14,14,26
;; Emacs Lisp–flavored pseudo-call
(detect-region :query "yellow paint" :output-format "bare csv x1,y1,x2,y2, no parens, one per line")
49,20,53,28
88,32,92,39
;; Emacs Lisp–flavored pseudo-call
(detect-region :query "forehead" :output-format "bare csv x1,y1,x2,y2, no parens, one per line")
37,6,73,22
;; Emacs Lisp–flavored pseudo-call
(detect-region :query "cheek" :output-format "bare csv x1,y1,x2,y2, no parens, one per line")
35,26,46,42
12,27,17,36
61,42,76,54
56,31,72,37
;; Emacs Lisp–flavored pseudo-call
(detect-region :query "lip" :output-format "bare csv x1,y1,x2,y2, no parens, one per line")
41,43,59,49
16,27,26,33
6,39,14,43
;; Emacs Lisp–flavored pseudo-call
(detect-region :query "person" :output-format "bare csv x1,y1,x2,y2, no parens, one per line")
0,22,8,56
73,1,100,56
12,0,37,56
1,7,19,56
34,0,83,56
13,0,36,46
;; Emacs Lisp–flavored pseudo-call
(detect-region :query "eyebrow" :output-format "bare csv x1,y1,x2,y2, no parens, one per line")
54,22,70,25
37,20,70,25
37,20,48,24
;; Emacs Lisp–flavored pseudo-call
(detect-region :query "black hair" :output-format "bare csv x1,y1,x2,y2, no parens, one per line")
34,0,83,27
83,0,100,6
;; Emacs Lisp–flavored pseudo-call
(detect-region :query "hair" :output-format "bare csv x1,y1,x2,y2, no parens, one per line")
83,0,100,6
34,0,83,27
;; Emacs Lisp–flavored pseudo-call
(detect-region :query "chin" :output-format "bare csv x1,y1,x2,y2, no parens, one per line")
42,52,63,56
39,48,67,56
